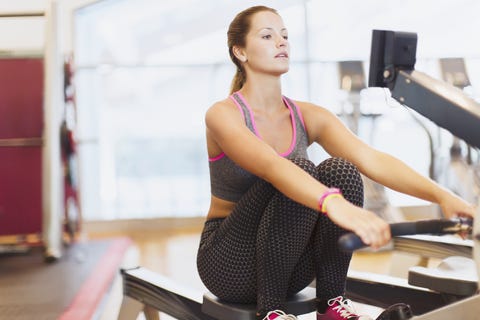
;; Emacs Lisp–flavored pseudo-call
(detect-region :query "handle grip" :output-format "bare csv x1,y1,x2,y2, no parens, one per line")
338,218,472,252
338,233,365,252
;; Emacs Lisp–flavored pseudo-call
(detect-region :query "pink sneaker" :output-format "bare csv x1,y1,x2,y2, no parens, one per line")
317,296,373,320
263,310,298,320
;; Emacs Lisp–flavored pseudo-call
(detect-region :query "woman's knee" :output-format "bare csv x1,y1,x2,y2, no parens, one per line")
317,157,364,207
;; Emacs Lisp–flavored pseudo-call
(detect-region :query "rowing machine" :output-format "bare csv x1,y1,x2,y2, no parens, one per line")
340,217,479,319
118,267,316,320
118,218,476,320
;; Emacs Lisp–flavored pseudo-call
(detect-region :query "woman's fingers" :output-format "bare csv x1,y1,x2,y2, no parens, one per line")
327,199,391,249
356,212,391,249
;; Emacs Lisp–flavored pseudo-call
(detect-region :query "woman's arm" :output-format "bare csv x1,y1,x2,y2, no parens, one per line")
206,99,391,248
301,101,475,219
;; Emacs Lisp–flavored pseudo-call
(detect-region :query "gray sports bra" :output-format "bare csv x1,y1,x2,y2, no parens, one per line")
208,92,309,202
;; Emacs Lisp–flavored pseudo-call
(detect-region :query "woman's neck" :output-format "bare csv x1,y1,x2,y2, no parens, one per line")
239,76,283,112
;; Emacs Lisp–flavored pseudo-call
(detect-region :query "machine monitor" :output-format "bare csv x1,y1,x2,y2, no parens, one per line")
367,29,480,149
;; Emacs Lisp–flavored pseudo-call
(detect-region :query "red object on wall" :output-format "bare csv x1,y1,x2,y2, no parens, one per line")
62,55,82,239
0,58,44,236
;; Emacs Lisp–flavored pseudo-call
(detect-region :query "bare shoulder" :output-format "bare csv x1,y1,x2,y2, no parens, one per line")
206,98,238,120
208,97,231,110
205,97,244,132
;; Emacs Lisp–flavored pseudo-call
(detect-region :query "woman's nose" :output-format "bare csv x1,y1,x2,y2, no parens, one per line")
277,36,287,47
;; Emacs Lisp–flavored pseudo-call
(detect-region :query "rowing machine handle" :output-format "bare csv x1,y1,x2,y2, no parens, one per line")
338,218,472,252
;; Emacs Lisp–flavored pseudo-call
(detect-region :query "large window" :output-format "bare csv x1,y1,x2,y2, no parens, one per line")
74,0,480,220
74,0,309,220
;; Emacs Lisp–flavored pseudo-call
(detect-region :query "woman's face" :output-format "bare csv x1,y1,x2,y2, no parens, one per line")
241,11,290,76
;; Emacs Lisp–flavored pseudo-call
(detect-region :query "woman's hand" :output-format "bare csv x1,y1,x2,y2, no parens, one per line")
325,197,391,250
438,190,476,220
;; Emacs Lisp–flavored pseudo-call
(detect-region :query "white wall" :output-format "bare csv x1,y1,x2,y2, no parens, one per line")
0,0,99,54
0,0,47,53
2,0,480,58
0,0,47,12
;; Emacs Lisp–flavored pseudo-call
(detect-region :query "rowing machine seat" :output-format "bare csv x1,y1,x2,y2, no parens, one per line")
202,286,317,320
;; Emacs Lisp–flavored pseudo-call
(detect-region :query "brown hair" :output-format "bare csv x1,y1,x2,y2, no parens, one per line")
227,6,278,94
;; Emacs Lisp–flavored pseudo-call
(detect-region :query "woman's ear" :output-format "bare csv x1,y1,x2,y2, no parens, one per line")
233,46,248,63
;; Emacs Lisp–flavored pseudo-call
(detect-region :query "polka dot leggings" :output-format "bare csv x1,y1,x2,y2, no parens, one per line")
196,157,364,316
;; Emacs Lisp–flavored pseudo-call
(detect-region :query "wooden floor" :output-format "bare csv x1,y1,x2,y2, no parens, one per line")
84,218,429,320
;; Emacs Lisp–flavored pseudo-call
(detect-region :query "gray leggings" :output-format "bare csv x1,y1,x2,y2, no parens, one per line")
196,157,364,315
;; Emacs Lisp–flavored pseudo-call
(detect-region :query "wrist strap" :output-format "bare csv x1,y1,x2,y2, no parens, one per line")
318,188,343,214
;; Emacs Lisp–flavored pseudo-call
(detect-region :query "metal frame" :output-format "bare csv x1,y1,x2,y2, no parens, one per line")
119,267,214,320
391,69,480,148
346,234,476,316
119,230,479,319
119,267,316,320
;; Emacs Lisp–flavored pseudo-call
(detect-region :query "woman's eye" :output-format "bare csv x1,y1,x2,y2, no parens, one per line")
262,34,272,39
283,35,288,40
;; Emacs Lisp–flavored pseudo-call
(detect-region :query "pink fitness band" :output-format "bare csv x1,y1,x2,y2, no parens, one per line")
318,188,343,214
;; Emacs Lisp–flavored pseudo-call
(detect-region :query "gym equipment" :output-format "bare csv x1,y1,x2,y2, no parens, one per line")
61,55,82,243
340,219,478,318
119,267,416,320
202,289,316,320
119,217,476,320
119,267,316,320
337,60,366,134
341,219,476,311
368,30,480,148
338,218,472,252
351,29,480,320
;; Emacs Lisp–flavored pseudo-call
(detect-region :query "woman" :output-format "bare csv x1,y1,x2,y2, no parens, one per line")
196,5,475,320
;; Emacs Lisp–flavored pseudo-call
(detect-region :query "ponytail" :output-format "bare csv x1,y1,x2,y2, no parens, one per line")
230,67,246,94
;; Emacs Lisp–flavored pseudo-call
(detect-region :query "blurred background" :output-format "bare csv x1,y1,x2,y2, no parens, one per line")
55,0,480,221
2,0,480,254
1,1,479,318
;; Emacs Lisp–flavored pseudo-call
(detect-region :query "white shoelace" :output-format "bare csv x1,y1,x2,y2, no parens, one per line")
327,296,358,318
263,309,298,320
